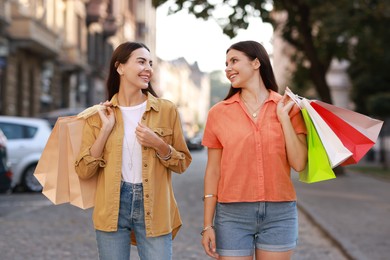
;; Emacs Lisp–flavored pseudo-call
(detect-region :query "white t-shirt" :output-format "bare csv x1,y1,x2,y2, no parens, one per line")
119,101,146,183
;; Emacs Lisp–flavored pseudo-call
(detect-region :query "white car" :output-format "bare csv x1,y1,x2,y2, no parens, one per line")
0,116,52,192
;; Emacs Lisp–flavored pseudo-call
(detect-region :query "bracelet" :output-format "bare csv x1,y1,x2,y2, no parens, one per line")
202,194,217,201
200,225,215,236
156,145,172,161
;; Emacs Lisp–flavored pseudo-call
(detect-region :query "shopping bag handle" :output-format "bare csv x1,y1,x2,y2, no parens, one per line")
285,87,303,108
77,105,107,119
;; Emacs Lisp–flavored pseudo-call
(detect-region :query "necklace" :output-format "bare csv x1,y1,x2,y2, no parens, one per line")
124,132,137,170
122,104,144,171
240,94,266,118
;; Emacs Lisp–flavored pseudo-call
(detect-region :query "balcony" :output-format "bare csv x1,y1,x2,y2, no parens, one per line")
103,14,117,38
86,0,107,25
7,16,59,57
0,0,11,26
59,44,88,71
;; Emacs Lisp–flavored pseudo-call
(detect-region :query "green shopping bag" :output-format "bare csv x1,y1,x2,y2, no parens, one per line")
299,109,336,183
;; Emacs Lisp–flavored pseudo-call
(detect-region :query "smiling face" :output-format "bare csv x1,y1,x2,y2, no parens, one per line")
117,47,153,90
225,49,259,89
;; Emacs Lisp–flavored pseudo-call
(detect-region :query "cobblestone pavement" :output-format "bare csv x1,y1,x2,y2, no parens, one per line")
0,150,350,259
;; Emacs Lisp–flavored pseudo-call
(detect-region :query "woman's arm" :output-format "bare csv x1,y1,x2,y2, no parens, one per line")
89,107,115,158
277,94,307,172
75,105,115,179
201,148,222,259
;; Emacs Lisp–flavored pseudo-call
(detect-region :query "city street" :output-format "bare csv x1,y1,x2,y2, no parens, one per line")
0,149,349,260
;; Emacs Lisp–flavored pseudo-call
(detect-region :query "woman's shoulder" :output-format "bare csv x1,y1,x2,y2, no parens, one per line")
155,97,176,110
270,90,283,101
206,100,232,118
208,101,223,112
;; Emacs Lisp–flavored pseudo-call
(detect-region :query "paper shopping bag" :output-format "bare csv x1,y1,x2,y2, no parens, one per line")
300,99,353,168
34,105,104,209
311,101,375,165
312,100,384,143
299,109,336,183
34,117,73,205
66,118,97,209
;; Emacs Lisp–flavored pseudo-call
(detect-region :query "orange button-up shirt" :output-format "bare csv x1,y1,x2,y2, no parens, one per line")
75,93,192,243
202,91,306,202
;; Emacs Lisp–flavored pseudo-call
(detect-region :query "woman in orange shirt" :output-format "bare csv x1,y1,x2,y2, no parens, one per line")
201,41,307,260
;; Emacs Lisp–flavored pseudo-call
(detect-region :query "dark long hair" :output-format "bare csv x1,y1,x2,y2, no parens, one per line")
106,42,158,100
224,41,278,100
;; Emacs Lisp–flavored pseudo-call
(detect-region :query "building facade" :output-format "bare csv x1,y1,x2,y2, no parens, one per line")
156,57,210,136
0,0,156,116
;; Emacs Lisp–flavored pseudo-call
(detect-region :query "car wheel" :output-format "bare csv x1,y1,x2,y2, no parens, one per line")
22,164,42,192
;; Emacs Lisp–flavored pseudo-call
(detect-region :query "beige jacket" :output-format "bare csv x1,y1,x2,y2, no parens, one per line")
75,93,192,243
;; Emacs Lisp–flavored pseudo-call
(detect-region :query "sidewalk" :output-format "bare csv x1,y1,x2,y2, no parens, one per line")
293,169,390,260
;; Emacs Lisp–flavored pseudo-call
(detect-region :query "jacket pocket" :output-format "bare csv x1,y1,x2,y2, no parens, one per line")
153,127,173,144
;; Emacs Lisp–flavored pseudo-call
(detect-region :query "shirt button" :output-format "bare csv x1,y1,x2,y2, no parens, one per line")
145,194,149,198
146,212,151,216
142,116,146,120
144,147,147,150
144,163,148,167
144,179,148,182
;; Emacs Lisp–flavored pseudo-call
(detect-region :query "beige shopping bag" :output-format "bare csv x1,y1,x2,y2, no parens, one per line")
34,117,71,205
34,105,104,209
66,118,97,209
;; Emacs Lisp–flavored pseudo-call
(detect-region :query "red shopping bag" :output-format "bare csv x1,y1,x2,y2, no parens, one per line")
311,102,375,165
300,98,352,167
312,100,383,143
286,87,383,167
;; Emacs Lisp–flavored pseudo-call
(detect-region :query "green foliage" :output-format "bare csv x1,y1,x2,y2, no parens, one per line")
154,0,389,114
367,94,390,118
347,1,390,116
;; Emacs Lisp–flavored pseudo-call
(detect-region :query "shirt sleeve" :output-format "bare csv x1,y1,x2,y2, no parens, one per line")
75,117,106,180
290,104,307,135
202,108,223,149
157,106,192,173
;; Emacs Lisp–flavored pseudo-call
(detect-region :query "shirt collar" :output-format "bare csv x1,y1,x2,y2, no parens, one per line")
222,90,280,105
109,92,160,111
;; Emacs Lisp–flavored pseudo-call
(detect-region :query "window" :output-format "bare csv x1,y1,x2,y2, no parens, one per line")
0,123,38,140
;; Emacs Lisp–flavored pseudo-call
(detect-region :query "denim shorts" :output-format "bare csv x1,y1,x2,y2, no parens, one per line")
215,201,298,257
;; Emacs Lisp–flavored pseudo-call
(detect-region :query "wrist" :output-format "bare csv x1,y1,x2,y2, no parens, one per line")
156,144,172,161
200,225,215,236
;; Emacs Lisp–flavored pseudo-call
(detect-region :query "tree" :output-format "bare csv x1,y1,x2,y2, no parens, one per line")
154,0,347,103
153,0,390,172
153,0,389,111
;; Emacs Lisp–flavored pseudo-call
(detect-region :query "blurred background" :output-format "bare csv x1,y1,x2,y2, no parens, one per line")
0,0,389,166
0,0,389,259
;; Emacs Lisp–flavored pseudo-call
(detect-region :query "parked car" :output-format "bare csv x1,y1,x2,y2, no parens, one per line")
185,130,204,150
0,129,12,193
0,116,52,192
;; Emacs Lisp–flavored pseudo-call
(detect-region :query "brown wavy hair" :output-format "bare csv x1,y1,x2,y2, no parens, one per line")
224,41,278,100
106,42,158,100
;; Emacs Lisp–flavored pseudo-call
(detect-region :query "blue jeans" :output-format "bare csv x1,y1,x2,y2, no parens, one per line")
96,182,172,260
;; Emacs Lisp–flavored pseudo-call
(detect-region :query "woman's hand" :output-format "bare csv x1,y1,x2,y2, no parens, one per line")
277,93,295,123
97,101,115,133
201,229,219,259
135,123,169,156
89,101,115,158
